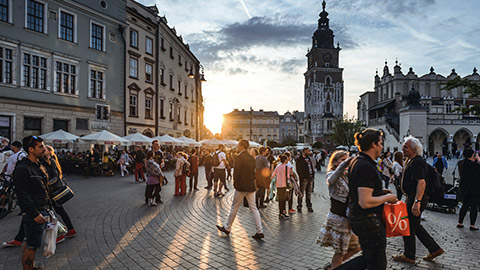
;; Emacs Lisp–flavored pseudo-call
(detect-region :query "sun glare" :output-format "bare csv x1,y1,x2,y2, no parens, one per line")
204,107,224,135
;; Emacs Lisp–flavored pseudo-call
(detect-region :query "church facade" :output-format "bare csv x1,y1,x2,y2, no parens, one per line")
304,1,344,146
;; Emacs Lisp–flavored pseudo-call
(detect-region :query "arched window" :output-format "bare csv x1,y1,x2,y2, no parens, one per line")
325,76,332,86
326,101,331,113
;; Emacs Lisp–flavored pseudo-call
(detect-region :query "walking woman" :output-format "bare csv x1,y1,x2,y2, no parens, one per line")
270,154,291,219
284,151,297,214
145,150,163,206
381,152,393,189
457,148,480,230
174,152,190,196
392,151,404,200
317,150,360,269
42,145,77,240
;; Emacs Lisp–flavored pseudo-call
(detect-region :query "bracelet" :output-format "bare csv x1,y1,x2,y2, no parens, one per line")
414,199,421,203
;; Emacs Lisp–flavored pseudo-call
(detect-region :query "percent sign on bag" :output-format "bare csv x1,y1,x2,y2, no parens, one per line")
383,201,410,237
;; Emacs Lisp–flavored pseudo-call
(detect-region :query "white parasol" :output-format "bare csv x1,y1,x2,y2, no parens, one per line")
177,136,200,147
199,138,224,146
152,134,184,146
39,129,79,143
79,130,130,146
123,133,154,146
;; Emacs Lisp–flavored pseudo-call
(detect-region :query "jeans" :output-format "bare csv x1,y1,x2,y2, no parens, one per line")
225,190,263,234
145,184,161,202
23,210,48,250
297,178,313,210
336,214,386,270
459,195,480,226
403,196,441,259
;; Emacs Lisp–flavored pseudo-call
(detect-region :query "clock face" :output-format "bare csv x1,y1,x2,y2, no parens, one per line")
323,52,332,62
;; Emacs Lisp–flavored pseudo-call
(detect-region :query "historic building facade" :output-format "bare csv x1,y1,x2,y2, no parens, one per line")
222,109,279,143
358,61,480,155
279,111,297,143
0,0,126,140
304,1,343,144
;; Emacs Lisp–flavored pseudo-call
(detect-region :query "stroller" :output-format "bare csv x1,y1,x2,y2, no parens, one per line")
426,165,460,214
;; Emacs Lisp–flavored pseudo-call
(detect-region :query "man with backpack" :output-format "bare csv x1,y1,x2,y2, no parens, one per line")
393,136,444,264
432,153,448,176
213,144,228,197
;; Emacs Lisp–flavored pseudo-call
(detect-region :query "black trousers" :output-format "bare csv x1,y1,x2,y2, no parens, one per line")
189,172,198,190
459,195,480,226
403,196,441,259
145,184,161,203
297,178,313,210
277,187,287,215
256,187,265,206
205,167,213,188
336,214,386,270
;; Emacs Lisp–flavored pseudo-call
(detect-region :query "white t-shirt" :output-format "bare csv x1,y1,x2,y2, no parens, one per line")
6,150,27,177
214,151,227,169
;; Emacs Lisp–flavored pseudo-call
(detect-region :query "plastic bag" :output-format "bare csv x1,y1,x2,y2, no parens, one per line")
57,221,67,236
383,201,410,237
43,213,58,258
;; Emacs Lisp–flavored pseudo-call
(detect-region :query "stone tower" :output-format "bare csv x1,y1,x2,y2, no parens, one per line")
304,0,343,145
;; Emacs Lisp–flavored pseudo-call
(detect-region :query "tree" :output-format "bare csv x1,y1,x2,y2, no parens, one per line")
330,116,364,147
281,136,297,147
443,77,480,115
312,141,323,149
267,140,280,148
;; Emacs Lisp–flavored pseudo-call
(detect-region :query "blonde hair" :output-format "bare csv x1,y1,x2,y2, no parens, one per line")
327,150,348,172
45,145,63,179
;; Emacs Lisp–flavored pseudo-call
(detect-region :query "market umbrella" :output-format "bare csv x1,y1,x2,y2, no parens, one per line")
123,132,154,146
39,129,79,143
249,141,262,148
152,134,184,146
177,136,200,147
220,139,238,147
79,130,130,146
199,138,223,146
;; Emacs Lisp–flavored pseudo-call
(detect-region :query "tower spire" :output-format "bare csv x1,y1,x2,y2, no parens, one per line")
322,0,326,11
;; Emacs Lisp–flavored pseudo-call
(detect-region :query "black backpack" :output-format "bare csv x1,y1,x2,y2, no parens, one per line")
212,152,221,167
425,163,446,203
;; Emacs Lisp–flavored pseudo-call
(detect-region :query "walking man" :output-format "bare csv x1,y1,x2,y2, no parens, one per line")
255,146,270,208
213,144,228,196
134,146,146,183
393,136,444,264
432,153,447,176
216,140,264,239
296,147,315,212
14,136,50,270
188,149,199,191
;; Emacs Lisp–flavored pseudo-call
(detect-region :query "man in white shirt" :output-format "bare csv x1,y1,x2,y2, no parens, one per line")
213,144,228,196
5,141,26,180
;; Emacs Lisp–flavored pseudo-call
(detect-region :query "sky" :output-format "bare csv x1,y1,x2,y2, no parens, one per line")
138,0,480,134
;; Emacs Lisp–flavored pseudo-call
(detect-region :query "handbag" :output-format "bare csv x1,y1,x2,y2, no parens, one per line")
50,183,75,207
382,201,410,237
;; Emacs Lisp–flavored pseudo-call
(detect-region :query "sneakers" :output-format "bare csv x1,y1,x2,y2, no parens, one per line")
279,214,289,219
308,208,314,212
392,254,415,264
56,235,65,244
2,240,22,248
65,228,77,238
423,248,445,261
252,233,264,239
216,225,230,235
297,208,302,213
289,209,296,214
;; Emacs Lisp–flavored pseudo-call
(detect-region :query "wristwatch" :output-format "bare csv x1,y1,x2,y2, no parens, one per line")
414,199,421,203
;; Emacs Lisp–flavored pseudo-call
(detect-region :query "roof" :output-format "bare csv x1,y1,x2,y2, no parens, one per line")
368,99,395,111
224,109,279,117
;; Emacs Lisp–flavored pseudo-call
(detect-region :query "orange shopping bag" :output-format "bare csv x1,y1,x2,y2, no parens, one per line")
382,201,410,237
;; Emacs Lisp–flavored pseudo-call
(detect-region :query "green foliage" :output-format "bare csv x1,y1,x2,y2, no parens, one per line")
330,116,364,147
443,77,480,115
266,140,280,148
312,141,323,149
281,136,297,146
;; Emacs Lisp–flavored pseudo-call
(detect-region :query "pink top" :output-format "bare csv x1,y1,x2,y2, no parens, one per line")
271,164,291,188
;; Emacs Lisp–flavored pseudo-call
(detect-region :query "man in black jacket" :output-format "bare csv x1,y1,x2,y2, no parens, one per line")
296,148,315,212
216,140,264,239
14,136,49,270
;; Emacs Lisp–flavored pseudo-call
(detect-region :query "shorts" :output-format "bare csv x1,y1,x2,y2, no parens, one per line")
213,168,226,183
23,210,48,250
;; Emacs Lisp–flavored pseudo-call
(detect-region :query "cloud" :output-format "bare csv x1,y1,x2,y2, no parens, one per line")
227,68,249,76
329,0,436,18
188,14,357,66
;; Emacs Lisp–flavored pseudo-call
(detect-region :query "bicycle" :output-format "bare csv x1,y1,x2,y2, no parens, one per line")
0,174,17,219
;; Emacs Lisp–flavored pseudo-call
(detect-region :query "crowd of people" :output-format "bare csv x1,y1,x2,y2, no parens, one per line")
2,127,480,269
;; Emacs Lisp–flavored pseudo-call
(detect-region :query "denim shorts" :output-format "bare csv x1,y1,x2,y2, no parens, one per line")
23,210,48,250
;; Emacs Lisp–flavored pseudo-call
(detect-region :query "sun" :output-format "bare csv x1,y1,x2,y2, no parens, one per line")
203,107,224,135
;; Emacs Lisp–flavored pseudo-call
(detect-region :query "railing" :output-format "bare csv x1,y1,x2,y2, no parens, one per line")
368,117,386,126
427,119,480,125
385,121,400,141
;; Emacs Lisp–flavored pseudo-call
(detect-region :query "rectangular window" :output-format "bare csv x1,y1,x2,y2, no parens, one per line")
23,53,47,90
0,0,8,22
169,74,173,90
59,10,74,42
89,69,104,99
129,57,137,78
53,119,68,131
145,97,152,119
0,47,13,84
160,68,165,86
178,80,181,95
76,118,88,130
177,107,181,123
170,46,174,59
178,54,182,66
184,84,188,98
129,95,137,117
169,103,173,120
55,61,76,95
185,61,188,71
145,63,152,82
160,99,165,118
96,104,110,121
146,37,153,54
160,37,165,51
191,88,194,102
184,109,187,125
130,29,138,48
191,112,194,127
24,116,42,136
26,0,44,33
90,22,104,51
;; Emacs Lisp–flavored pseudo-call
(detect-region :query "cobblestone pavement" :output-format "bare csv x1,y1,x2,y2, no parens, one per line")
0,160,479,269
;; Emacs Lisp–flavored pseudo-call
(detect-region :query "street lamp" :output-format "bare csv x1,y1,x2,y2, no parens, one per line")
188,64,206,82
